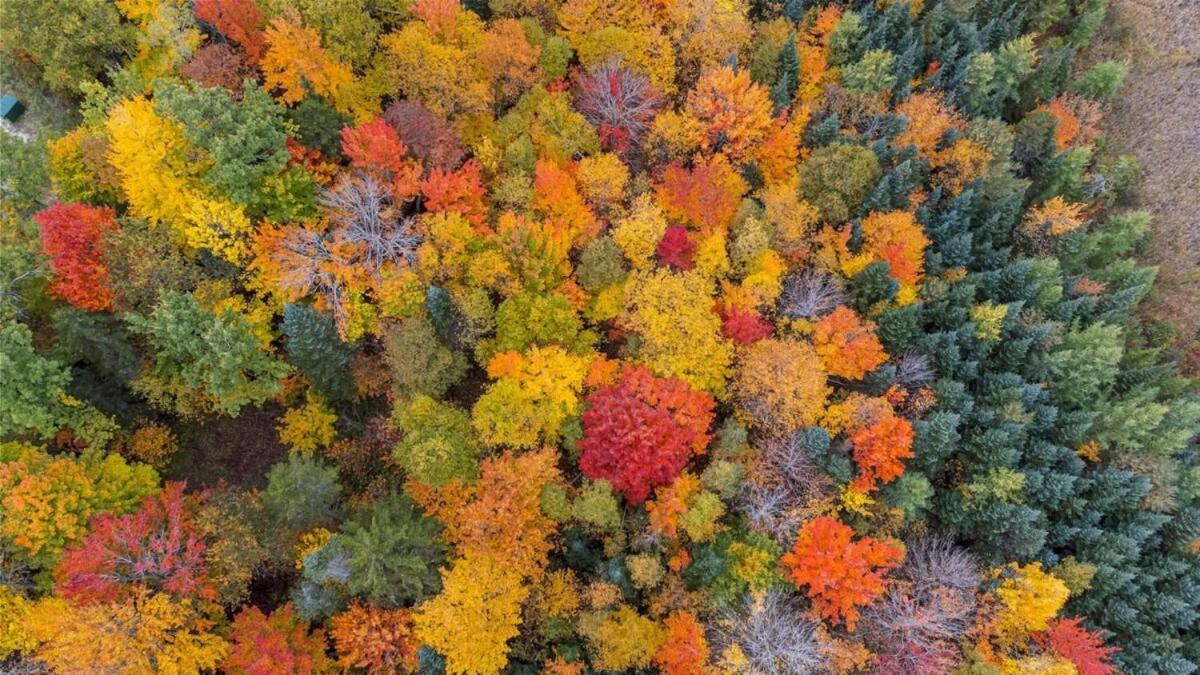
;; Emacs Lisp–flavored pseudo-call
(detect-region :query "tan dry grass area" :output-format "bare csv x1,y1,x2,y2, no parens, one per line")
1088,0,1200,371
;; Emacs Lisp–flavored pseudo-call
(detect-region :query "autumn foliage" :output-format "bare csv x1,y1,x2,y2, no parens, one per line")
4,1,1182,672
781,516,903,630
223,603,331,675
578,365,715,503
1034,617,1119,675
55,482,214,604
34,203,118,311
329,602,420,674
812,306,888,380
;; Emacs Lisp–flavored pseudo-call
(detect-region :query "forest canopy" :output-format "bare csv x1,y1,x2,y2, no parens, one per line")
0,0,1197,673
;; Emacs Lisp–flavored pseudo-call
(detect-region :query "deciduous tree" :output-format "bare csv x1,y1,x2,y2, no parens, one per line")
224,603,332,675
780,516,903,630
23,590,228,673
413,552,529,675
578,365,714,504
685,66,773,161
54,482,214,604
34,203,118,311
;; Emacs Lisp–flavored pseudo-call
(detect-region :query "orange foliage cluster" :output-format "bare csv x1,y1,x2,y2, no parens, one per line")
781,515,903,630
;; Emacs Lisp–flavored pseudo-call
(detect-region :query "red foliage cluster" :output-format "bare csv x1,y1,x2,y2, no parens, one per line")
718,305,773,345
195,0,266,63
656,225,695,270
34,202,119,311
382,100,467,171
873,640,958,675
850,416,915,493
224,603,332,675
1034,617,1119,675
578,365,715,503
54,483,214,604
780,515,903,630
341,118,421,200
573,62,662,155
421,161,489,230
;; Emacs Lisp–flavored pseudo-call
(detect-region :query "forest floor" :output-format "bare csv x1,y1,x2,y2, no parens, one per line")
165,403,289,490
1085,0,1200,373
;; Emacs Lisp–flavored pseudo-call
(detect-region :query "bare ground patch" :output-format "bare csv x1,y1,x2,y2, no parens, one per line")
1087,0,1200,372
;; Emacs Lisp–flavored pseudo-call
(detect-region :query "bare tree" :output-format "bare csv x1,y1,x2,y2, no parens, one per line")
778,268,847,320
712,591,828,674
321,175,421,273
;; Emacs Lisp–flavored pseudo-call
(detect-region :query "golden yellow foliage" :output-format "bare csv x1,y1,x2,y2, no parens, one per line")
623,269,733,396
613,194,670,270
0,586,36,660
734,338,830,433
277,393,338,454
106,98,253,263
587,605,666,671
23,590,228,674
992,562,1070,644
414,553,529,675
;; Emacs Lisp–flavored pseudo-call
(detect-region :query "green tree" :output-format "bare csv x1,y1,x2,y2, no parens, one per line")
0,0,134,93
0,321,116,447
1043,322,1124,410
126,292,290,417
383,316,468,401
840,49,896,95
264,453,343,532
393,395,481,487
798,143,881,224
154,81,290,210
340,495,448,607
282,304,357,404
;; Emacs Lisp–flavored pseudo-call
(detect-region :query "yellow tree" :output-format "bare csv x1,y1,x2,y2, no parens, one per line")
471,347,590,449
381,2,491,118
261,14,366,118
106,98,253,263
414,553,529,675
23,589,228,673
622,269,733,397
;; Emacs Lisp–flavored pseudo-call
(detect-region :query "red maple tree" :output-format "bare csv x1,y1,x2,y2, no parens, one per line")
341,118,421,201
34,202,119,311
1034,617,1119,675
54,482,214,604
195,0,267,63
578,365,715,504
224,603,332,675
421,160,489,231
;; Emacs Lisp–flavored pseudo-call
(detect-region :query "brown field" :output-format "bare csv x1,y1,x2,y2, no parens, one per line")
1087,0,1200,373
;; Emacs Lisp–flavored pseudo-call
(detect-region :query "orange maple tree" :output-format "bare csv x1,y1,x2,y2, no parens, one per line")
850,415,915,492
780,515,903,630
654,611,710,674
409,447,563,579
195,0,267,63
329,602,420,674
654,154,747,234
811,306,888,380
